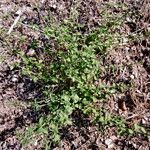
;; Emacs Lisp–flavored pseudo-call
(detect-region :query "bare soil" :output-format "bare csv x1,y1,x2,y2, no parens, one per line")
0,0,150,149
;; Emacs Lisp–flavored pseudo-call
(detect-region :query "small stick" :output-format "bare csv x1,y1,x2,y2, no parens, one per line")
7,9,23,35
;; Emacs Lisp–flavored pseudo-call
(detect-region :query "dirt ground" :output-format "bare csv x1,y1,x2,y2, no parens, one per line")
0,0,150,150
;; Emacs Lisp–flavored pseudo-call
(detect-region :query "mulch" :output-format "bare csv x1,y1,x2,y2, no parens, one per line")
0,0,149,149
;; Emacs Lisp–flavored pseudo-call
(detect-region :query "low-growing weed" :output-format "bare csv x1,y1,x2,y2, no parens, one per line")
17,17,149,148
18,19,118,146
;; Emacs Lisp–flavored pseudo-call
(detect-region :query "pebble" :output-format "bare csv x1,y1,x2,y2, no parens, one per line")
105,138,114,148
11,75,19,82
125,47,130,51
122,37,128,44
27,49,35,56
108,143,115,149
133,143,137,148
130,75,134,79
142,117,148,124
34,140,38,146
115,59,120,63
126,17,132,22
142,119,146,124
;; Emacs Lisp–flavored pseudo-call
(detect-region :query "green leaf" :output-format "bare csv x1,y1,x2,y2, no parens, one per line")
37,127,48,134
140,127,147,134
128,129,134,134
39,117,44,126
72,94,80,103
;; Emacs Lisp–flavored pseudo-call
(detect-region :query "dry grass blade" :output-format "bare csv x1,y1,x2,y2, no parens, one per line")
7,9,23,35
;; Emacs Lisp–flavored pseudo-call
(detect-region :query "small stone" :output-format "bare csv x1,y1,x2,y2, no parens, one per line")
11,75,18,82
122,37,128,44
108,143,114,149
142,117,148,124
15,9,22,15
132,143,137,148
126,17,132,22
142,119,146,124
105,138,113,146
105,138,115,148
34,140,38,146
27,49,35,56
115,59,120,63
41,0,46,3
53,4,57,9
125,47,130,51
50,4,57,9
130,75,134,79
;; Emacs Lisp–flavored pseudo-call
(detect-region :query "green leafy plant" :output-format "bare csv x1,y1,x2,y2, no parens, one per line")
18,20,117,145
18,18,149,148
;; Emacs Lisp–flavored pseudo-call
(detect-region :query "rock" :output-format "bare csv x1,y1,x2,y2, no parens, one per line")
126,17,132,22
105,138,114,148
142,117,148,124
122,37,128,44
11,75,19,82
130,75,134,79
142,119,146,124
34,140,38,146
27,49,35,56
108,143,115,149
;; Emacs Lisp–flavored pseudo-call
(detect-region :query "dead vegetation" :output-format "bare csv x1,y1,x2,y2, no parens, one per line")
0,0,150,149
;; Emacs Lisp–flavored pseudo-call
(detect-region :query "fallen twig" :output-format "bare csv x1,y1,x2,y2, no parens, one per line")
7,9,23,35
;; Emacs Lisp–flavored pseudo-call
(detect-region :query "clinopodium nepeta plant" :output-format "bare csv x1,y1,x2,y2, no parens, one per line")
18,20,130,147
